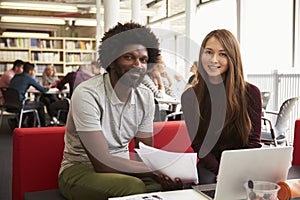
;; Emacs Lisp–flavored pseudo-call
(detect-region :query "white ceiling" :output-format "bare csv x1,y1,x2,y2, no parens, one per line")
0,0,186,35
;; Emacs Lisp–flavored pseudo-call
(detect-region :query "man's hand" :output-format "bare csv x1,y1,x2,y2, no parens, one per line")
153,174,183,191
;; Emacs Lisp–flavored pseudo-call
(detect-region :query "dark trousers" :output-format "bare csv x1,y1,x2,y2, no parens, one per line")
40,94,59,118
197,162,216,198
24,101,46,126
49,99,69,123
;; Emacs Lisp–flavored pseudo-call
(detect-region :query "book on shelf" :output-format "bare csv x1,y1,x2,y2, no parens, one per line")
5,38,28,48
80,41,86,50
31,39,38,47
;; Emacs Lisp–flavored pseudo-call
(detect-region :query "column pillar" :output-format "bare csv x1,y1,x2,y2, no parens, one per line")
185,0,197,78
103,0,119,31
96,0,102,59
131,0,141,23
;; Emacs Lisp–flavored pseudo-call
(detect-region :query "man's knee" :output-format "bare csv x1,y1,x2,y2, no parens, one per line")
59,171,146,200
114,175,146,195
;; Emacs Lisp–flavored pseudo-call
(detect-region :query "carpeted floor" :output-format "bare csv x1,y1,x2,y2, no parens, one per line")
0,115,14,200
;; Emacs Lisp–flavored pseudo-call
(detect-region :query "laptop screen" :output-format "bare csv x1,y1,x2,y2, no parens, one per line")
214,146,293,200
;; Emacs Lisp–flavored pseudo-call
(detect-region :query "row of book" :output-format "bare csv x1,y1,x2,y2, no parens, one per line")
66,53,93,62
65,65,81,73
65,41,93,50
0,63,13,73
31,52,61,62
0,38,29,48
0,51,29,61
30,39,62,49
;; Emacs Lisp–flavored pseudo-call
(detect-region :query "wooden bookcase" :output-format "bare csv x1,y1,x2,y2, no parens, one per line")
0,36,97,77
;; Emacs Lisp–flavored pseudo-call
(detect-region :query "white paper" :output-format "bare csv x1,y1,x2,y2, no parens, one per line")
135,142,198,184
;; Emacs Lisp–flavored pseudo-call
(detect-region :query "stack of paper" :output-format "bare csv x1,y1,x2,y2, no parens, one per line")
135,142,198,184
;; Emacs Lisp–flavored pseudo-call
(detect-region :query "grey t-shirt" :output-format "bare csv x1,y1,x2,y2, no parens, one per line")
59,73,155,175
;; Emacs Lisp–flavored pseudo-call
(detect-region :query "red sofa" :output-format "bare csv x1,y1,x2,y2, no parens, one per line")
292,118,300,166
12,121,193,200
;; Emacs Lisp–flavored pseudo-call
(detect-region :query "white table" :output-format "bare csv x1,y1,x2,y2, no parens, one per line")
30,88,69,95
108,189,211,200
28,88,69,101
155,97,181,117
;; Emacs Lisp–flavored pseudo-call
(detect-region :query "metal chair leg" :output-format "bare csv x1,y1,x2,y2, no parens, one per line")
0,107,4,129
33,110,41,127
18,112,23,128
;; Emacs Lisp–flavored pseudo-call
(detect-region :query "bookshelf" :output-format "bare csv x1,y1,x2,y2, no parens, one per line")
0,36,96,77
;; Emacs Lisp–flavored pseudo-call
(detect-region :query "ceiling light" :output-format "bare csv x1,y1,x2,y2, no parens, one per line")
89,7,156,16
1,16,66,25
0,1,78,12
2,32,50,38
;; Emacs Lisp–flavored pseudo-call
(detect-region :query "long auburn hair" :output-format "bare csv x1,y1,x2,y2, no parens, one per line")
193,29,251,148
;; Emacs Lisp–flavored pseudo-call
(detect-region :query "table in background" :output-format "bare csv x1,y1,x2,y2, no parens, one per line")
28,88,69,101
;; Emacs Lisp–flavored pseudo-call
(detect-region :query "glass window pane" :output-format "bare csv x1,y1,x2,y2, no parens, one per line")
241,0,293,74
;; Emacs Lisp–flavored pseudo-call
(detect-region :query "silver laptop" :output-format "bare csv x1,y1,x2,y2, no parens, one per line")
193,146,293,200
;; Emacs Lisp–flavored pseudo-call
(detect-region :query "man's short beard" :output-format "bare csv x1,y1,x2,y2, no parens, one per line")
116,70,146,88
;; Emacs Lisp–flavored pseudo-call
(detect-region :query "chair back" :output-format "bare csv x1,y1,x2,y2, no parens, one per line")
0,87,22,112
275,97,299,135
261,92,271,110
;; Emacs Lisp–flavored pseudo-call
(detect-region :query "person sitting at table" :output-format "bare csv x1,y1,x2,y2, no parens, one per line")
0,59,24,105
142,56,176,99
91,61,103,75
9,62,49,127
181,29,262,196
58,22,182,200
40,65,60,119
48,63,100,124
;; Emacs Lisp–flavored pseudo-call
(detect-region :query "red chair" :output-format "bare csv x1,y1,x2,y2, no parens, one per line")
12,127,65,200
129,121,194,160
292,119,300,166
13,121,194,200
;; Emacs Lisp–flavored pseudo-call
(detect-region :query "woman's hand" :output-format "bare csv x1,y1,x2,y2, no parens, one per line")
153,174,183,191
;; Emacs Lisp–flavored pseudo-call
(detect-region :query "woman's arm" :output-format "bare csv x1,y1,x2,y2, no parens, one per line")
181,88,220,174
29,76,49,93
246,83,262,148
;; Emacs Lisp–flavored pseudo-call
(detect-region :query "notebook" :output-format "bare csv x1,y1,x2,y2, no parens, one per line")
193,146,293,200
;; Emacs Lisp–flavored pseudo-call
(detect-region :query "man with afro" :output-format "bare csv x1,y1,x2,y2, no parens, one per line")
58,22,182,200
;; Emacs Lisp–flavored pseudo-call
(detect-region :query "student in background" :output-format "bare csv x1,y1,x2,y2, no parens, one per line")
181,29,262,189
184,62,199,90
173,74,186,101
0,59,24,105
57,64,92,98
142,56,176,99
58,22,182,200
9,62,49,127
91,61,102,75
40,65,59,119
48,63,100,124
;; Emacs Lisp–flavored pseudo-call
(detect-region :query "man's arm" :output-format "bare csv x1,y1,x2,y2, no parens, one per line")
134,131,153,148
29,77,49,93
78,130,153,177
57,73,70,90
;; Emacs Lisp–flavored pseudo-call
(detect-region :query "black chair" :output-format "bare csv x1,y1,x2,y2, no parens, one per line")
0,87,41,128
261,96,299,146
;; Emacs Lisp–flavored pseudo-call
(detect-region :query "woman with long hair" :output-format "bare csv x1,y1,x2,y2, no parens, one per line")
181,29,262,187
40,65,59,119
